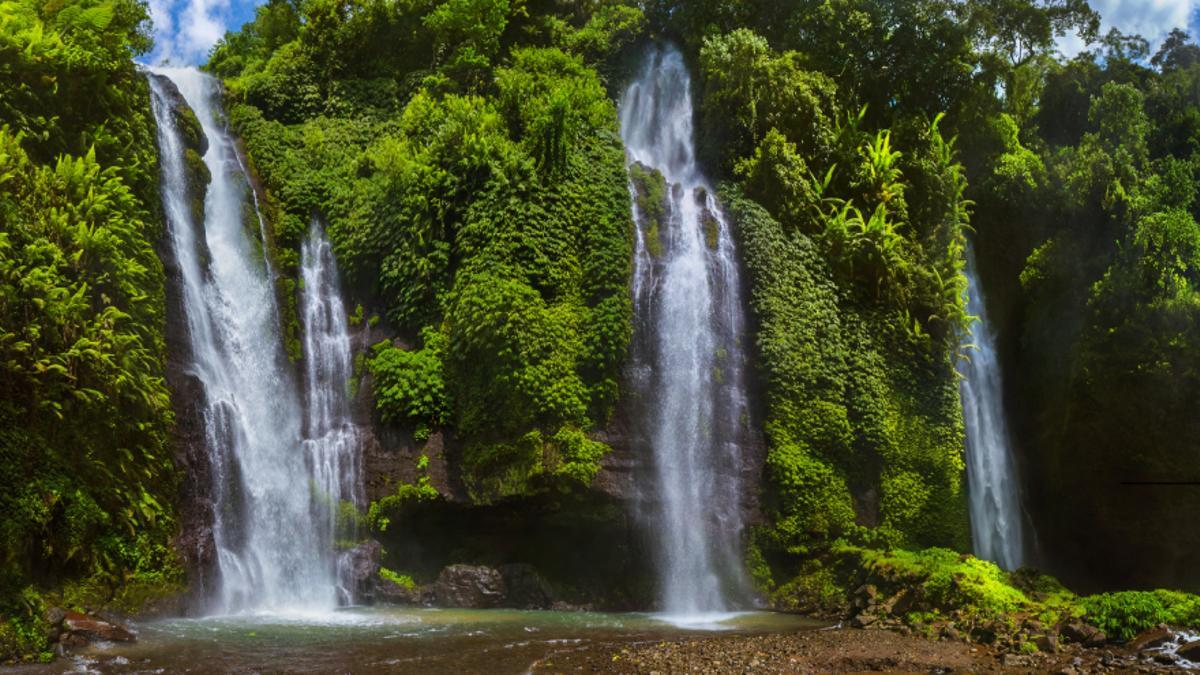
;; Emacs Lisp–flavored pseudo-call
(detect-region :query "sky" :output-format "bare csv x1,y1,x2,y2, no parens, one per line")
146,0,259,65
1056,0,1200,57
145,0,1200,66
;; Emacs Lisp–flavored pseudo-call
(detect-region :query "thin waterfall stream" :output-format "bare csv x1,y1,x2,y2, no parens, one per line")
619,44,753,619
960,246,1024,570
300,218,365,605
149,68,361,613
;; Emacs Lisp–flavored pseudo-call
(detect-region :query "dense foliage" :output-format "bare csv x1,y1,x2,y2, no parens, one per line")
8,0,1200,661
671,12,981,591
208,0,639,504
0,0,179,661
965,26,1200,593
643,0,1200,605
211,0,1200,611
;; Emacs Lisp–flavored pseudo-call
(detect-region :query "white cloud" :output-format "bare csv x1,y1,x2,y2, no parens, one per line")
147,0,236,65
1058,0,1198,58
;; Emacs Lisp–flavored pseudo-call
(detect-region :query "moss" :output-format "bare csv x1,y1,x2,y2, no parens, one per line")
722,186,968,595
858,547,1028,617
703,209,720,249
380,568,416,590
629,162,668,257
772,559,848,614
645,221,663,257
458,427,610,504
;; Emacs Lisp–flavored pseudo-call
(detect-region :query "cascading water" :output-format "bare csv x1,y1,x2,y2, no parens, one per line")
300,219,365,604
149,68,359,612
619,45,753,618
960,246,1024,570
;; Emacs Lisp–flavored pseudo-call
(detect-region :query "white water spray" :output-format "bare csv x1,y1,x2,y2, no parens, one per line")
300,219,365,604
150,69,360,612
960,246,1024,570
619,45,753,618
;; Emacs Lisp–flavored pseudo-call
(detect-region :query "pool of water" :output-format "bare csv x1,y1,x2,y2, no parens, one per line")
30,608,822,673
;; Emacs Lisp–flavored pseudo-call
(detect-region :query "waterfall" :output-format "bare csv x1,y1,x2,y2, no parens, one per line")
960,246,1024,570
300,219,365,604
619,45,753,617
149,68,359,612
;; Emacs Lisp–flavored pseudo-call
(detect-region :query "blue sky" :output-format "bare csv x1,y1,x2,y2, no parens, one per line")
146,0,261,65
146,0,1200,66
1057,0,1200,57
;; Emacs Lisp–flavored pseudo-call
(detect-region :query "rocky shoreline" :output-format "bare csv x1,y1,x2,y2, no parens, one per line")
531,623,1200,673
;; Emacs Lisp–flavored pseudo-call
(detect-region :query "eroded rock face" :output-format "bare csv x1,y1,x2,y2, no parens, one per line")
432,565,507,609
338,540,382,603
498,563,555,610
153,72,218,615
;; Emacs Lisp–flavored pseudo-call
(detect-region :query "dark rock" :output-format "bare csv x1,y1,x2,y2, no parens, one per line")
338,540,382,604
149,74,209,156
59,632,88,650
376,579,423,606
851,612,878,628
499,563,555,610
1175,639,1200,661
884,589,914,616
1060,620,1104,645
1085,631,1107,648
971,625,997,645
432,564,507,609
1128,624,1173,652
1035,634,1058,653
1155,653,1180,665
62,611,135,642
43,606,66,628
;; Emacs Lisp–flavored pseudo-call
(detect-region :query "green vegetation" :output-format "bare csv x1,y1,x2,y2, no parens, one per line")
0,0,182,662
1083,591,1200,642
207,0,1200,628
7,0,1200,660
698,25,974,582
379,567,416,590
209,0,638,506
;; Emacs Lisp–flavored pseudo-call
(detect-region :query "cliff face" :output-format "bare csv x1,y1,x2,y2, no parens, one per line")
151,74,218,613
348,319,659,609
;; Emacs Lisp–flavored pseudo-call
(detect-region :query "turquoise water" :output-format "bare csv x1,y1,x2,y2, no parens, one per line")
37,608,820,673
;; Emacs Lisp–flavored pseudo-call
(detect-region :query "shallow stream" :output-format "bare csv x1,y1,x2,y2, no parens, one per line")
32,609,820,673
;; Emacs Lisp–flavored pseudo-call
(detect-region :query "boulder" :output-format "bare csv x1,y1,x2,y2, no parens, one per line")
1059,620,1106,647
432,564,507,609
376,579,424,606
1034,634,1058,653
43,606,66,627
882,589,915,616
62,611,135,642
499,563,555,610
1175,639,1200,662
337,540,382,603
1128,624,1173,652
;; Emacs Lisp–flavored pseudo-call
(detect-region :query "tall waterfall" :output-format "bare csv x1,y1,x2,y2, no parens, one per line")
300,219,365,604
960,247,1024,570
619,45,752,617
149,69,359,612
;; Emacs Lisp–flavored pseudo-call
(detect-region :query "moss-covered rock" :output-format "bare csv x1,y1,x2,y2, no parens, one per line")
629,161,668,257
